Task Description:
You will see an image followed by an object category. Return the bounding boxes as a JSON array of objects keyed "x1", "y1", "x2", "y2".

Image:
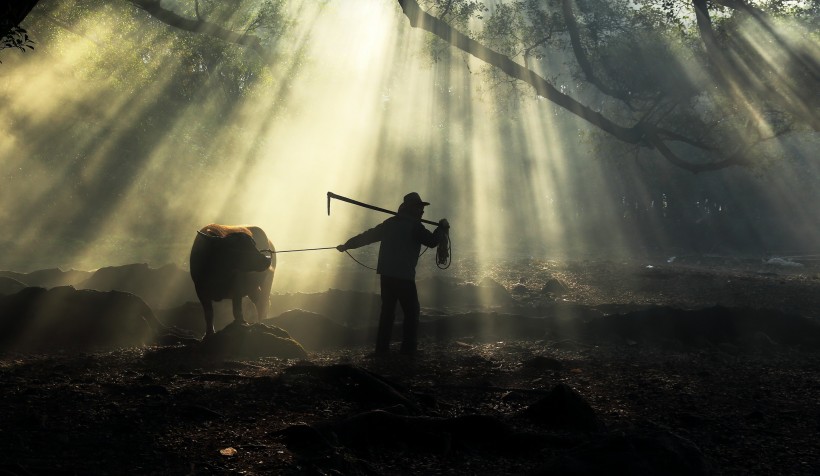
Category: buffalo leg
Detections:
[
  {"x1": 232, "y1": 294, "x2": 247, "y2": 324},
  {"x1": 195, "y1": 286, "x2": 216, "y2": 336},
  {"x1": 201, "y1": 299, "x2": 215, "y2": 336},
  {"x1": 250, "y1": 269, "x2": 273, "y2": 323},
  {"x1": 251, "y1": 288, "x2": 270, "y2": 323},
  {"x1": 251, "y1": 294, "x2": 270, "y2": 323}
]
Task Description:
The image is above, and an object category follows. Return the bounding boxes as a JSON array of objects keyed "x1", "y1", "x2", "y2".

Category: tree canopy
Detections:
[
  {"x1": 397, "y1": 0, "x2": 818, "y2": 172},
  {"x1": 5, "y1": 0, "x2": 818, "y2": 172}
]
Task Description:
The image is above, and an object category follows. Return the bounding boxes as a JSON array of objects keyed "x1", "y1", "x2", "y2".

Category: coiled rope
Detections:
[{"x1": 435, "y1": 228, "x2": 452, "y2": 269}]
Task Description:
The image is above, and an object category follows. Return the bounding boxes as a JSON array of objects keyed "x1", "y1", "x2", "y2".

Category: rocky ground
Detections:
[{"x1": 1, "y1": 257, "x2": 819, "y2": 475}]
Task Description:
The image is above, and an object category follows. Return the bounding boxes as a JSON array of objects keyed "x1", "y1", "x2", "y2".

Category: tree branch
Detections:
[
  {"x1": 692, "y1": 0, "x2": 737, "y2": 86},
  {"x1": 647, "y1": 132, "x2": 746, "y2": 173},
  {"x1": 691, "y1": 0, "x2": 819, "y2": 131},
  {"x1": 129, "y1": 0, "x2": 265, "y2": 56},
  {"x1": 560, "y1": 0, "x2": 632, "y2": 105},
  {"x1": 397, "y1": 0, "x2": 646, "y2": 144},
  {"x1": 727, "y1": 0, "x2": 820, "y2": 80},
  {"x1": 396, "y1": 0, "x2": 739, "y2": 172}
]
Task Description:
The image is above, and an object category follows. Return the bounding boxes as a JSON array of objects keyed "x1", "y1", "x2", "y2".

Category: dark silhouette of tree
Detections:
[{"x1": 1, "y1": 2, "x2": 39, "y2": 57}]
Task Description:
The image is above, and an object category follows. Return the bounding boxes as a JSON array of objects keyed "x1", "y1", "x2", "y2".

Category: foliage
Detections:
[
  {"x1": 0, "y1": 26, "x2": 35, "y2": 61},
  {"x1": 8, "y1": 0, "x2": 817, "y2": 174},
  {"x1": 22, "y1": 0, "x2": 294, "y2": 102},
  {"x1": 412, "y1": 0, "x2": 818, "y2": 171},
  {"x1": 165, "y1": 0, "x2": 293, "y2": 46}
]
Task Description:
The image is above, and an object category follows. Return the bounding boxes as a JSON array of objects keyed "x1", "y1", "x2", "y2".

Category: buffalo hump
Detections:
[{"x1": 199, "y1": 224, "x2": 255, "y2": 240}]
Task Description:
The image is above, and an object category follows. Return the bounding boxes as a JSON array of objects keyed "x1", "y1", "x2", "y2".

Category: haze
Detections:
[{"x1": 1, "y1": 0, "x2": 817, "y2": 293}]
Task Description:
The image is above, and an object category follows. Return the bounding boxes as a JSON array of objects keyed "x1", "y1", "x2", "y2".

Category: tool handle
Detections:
[{"x1": 327, "y1": 192, "x2": 440, "y2": 226}]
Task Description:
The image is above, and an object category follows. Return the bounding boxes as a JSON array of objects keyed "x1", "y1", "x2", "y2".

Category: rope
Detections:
[
  {"x1": 259, "y1": 246, "x2": 376, "y2": 269},
  {"x1": 436, "y1": 228, "x2": 452, "y2": 269},
  {"x1": 259, "y1": 227, "x2": 452, "y2": 270},
  {"x1": 259, "y1": 247, "x2": 336, "y2": 254},
  {"x1": 417, "y1": 228, "x2": 452, "y2": 269},
  {"x1": 345, "y1": 250, "x2": 377, "y2": 270}
]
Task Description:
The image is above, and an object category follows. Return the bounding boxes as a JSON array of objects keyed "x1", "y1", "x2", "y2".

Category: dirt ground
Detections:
[{"x1": 1, "y1": 258, "x2": 819, "y2": 475}]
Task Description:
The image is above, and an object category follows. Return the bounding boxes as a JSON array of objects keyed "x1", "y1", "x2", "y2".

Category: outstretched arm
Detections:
[{"x1": 337, "y1": 224, "x2": 384, "y2": 251}]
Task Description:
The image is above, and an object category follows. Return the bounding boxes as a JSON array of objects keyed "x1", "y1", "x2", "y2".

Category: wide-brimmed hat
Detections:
[{"x1": 403, "y1": 192, "x2": 430, "y2": 206}]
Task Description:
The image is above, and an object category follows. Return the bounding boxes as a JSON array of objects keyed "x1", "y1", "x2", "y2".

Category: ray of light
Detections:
[{"x1": 0, "y1": 0, "x2": 816, "y2": 301}]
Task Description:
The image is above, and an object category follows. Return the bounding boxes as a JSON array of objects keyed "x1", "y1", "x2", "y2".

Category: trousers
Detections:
[{"x1": 376, "y1": 275, "x2": 420, "y2": 354}]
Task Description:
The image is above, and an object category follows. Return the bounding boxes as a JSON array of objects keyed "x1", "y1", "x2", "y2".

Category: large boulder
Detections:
[
  {"x1": 268, "y1": 289, "x2": 381, "y2": 328},
  {"x1": 0, "y1": 286, "x2": 176, "y2": 352},
  {"x1": 199, "y1": 322, "x2": 307, "y2": 359},
  {"x1": 78, "y1": 263, "x2": 196, "y2": 309},
  {"x1": 0, "y1": 268, "x2": 92, "y2": 288},
  {"x1": 0, "y1": 276, "x2": 26, "y2": 296},
  {"x1": 417, "y1": 275, "x2": 516, "y2": 310},
  {"x1": 522, "y1": 383, "x2": 605, "y2": 432}
]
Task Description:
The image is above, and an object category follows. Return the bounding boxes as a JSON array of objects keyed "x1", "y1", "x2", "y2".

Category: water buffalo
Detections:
[{"x1": 190, "y1": 224, "x2": 275, "y2": 336}]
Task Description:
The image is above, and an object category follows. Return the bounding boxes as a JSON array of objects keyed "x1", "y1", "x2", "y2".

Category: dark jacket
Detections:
[{"x1": 343, "y1": 213, "x2": 445, "y2": 280}]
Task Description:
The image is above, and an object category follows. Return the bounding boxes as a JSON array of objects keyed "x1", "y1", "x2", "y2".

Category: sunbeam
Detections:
[
  {"x1": 1, "y1": 0, "x2": 817, "y2": 286},
  {"x1": 0, "y1": 3, "x2": 819, "y2": 474}
]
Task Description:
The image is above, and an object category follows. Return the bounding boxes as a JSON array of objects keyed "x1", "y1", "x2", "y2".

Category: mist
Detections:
[
  {"x1": 1, "y1": 0, "x2": 817, "y2": 287},
  {"x1": 2, "y1": 3, "x2": 820, "y2": 474}
]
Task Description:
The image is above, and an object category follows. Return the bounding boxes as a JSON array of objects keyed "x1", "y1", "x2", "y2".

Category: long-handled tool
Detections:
[
  {"x1": 327, "y1": 191, "x2": 451, "y2": 268},
  {"x1": 327, "y1": 191, "x2": 440, "y2": 226}
]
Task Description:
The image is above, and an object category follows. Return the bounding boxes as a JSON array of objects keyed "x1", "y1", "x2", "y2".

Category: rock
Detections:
[
  {"x1": 522, "y1": 383, "x2": 604, "y2": 432},
  {"x1": 268, "y1": 289, "x2": 381, "y2": 328},
  {"x1": 521, "y1": 355, "x2": 563, "y2": 371},
  {"x1": 541, "y1": 278, "x2": 569, "y2": 296},
  {"x1": 417, "y1": 275, "x2": 516, "y2": 310},
  {"x1": 477, "y1": 276, "x2": 506, "y2": 290},
  {"x1": 0, "y1": 276, "x2": 26, "y2": 295},
  {"x1": 199, "y1": 322, "x2": 307, "y2": 359},
  {"x1": 749, "y1": 331, "x2": 776, "y2": 347},
  {"x1": 275, "y1": 423, "x2": 334, "y2": 456},
  {"x1": 281, "y1": 364, "x2": 417, "y2": 410},
  {"x1": 512, "y1": 283, "x2": 529, "y2": 294},
  {"x1": 300, "y1": 410, "x2": 517, "y2": 455},
  {"x1": 0, "y1": 286, "x2": 168, "y2": 352},
  {"x1": 78, "y1": 263, "x2": 196, "y2": 309},
  {"x1": 0, "y1": 268, "x2": 93, "y2": 288},
  {"x1": 535, "y1": 430, "x2": 713, "y2": 475},
  {"x1": 178, "y1": 404, "x2": 224, "y2": 422}
]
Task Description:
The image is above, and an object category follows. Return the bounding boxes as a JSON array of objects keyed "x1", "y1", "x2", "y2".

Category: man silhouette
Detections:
[{"x1": 337, "y1": 192, "x2": 449, "y2": 355}]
